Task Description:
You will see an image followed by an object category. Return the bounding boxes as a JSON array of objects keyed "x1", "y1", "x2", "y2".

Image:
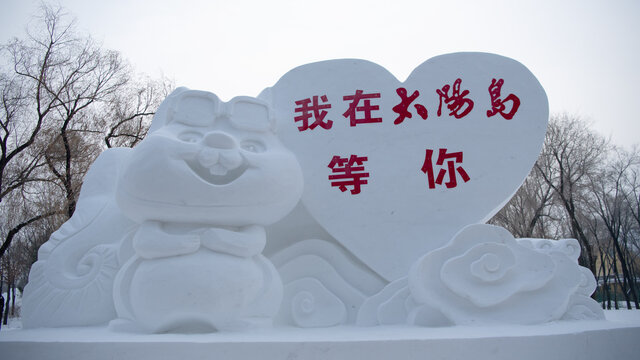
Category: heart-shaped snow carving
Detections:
[{"x1": 262, "y1": 53, "x2": 548, "y2": 281}]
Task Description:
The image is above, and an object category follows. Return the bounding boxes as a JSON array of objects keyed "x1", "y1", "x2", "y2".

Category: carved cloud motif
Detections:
[{"x1": 409, "y1": 224, "x2": 585, "y2": 325}]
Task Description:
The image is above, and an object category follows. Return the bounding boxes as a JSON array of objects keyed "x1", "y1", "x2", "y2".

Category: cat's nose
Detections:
[{"x1": 203, "y1": 132, "x2": 236, "y2": 150}]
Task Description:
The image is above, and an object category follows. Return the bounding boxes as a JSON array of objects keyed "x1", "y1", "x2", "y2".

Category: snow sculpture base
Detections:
[{"x1": 2, "y1": 312, "x2": 639, "y2": 360}]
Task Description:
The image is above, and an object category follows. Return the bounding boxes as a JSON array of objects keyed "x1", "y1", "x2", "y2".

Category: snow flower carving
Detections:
[
  {"x1": 518, "y1": 238, "x2": 605, "y2": 321},
  {"x1": 409, "y1": 224, "x2": 584, "y2": 325}
]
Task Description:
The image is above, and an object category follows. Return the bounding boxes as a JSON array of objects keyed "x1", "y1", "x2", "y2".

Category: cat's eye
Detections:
[
  {"x1": 178, "y1": 131, "x2": 203, "y2": 143},
  {"x1": 241, "y1": 140, "x2": 265, "y2": 153}
]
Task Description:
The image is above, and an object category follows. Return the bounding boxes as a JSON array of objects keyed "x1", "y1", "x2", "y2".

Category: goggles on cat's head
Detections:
[{"x1": 168, "y1": 90, "x2": 275, "y2": 132}]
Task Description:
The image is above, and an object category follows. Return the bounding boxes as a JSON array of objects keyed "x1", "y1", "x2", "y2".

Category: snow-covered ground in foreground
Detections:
[
  {"x1": 2, "y1": 287, "x2": 639, "y2": 337},
  {"x1": 1, "y1": 310, "x2": 639, "y2": 360},
  {"x1": 1, "y1": 317, "x2": 22, "y2": 330},
  {"x1": 0, "y1": 310, "x2": 639, "y2": 340},
  {"x1": 0, "y1": 291, "x2": 21, "y2": 331}
]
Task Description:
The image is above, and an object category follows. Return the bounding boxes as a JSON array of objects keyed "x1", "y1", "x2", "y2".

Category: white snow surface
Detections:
[
  {"x1": 1, "y1": 311, "x2": 639, "y2": 360},
  {"x1": 1, "y1": 310, "x2": 638, "y2": 341}
]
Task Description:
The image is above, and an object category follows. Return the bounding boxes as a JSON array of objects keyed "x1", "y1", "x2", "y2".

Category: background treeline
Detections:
[
  {"x1": 489, "y1": 115, "x2": 640, "y2": 310},
  {"x1": 1, "y1": 4, "x2": 638, "y2": 328},
  {"x1": 0, "y1": 5, "x2": 173, "y2": 327}
]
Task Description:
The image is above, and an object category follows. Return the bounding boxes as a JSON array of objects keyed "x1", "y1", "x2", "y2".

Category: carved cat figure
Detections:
[{"x1": 112, "y1": 88, "x2": 303, "y2": 332}]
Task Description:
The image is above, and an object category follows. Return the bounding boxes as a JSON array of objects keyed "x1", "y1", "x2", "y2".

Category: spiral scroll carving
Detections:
[{"x1": 21, "y1": 149, "x2": 135, "y2": 328}]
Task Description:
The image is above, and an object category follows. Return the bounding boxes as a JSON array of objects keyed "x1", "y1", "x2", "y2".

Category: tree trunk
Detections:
[
  {"x1": 10, "y1": 283, "x2": 15, "y2": 316},
  {"x1": 623, "y1": 244, "x2": 640, "y2": 309},
  {"x1": 2, "y1": 287, "x2": 9, "y2": 325},
  {"x1": 0, "y1": 276, "x2": 3, "y2": 330},
  {"x1": 0, "y1": 211, "x2": 57, "y2": 259},
  {"x1": 611, "y1": 251, "x2": 621, "y2": 309},
  {"x1": 599, "y1": 251, "x2": 611, "y2": 309},
  {"x1": 612, "y1": 237, "x2": 636, "y2": 309}
]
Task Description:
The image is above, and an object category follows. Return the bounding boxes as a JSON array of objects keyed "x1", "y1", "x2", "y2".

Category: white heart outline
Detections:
[{"x1": 262, "y1": 53, "x2": 548, "y2": 281}]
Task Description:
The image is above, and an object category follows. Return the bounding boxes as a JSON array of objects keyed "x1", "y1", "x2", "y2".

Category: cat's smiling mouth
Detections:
[{"x1": 185, "y1": 159, "x2": 249, "y2": 185}]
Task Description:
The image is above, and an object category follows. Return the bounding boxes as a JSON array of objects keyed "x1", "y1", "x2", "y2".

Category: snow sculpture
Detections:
[
  {"x1": 112, "y1": 88, "x2": 303, "y2": 332},
  {"x1": 22, "y1": 148, "x2": 135, "y2": 328},
  {"x1": 409, "y1": 224, "x2": 585, "y2": 325},
  {"x1": 355, "y1": 224, "x2": 604, "y2": 326},
  {"x1": 21, "y1": 54, "x2": 604, "y2": 332}
]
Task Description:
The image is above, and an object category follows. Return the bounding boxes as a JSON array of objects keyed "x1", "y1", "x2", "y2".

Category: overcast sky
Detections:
[{"x1": 2, "y1": 0, "x2": 638, "y2": 148}]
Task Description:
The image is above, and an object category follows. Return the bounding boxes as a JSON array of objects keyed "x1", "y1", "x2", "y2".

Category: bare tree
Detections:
[
  {"x1": 492, "y1": 114, "x2": 640, "y2": 307},
  {"x1": 102, "y1": 75, "x2": 173, "y2": 148},
  {"x1": 623, "y1": 149, "x2": 640, "y2": 248},
  {"x1": 588, "y1": 149, "x2": 640, "y2": 308},
  {"x1": 534, "y1": 114, "x2": 610, "y2": 274},
  {"x1": 10, "y1": 5, "x2": 130, "y2": 218},
  {"x1": 490, "y1": 163, "x2": 556, "y2": 238},
  {"x1": 0, "y1": 4, "x2": 171, "y2": 262}
]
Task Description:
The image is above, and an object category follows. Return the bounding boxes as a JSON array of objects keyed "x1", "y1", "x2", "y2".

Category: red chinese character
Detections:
[
  {"x1": 421, "y1": 148, "x2": 470, "y2": 189},
  {"x1": 342, "y1": 90, "x2": 382, "y2": 126},
  {"x1": 294, "y1": 95, "x2": 333, "y2": 131},
  {"x1": 486, "y1": 78, "x2": 520, "y2": 120},
  {"x1": 436, "y1": 78, "x2": 474, "y2": 119},
  {"x1": 392, "y1": 87, "x2": 428, "y2": 125},
  {"x1": 328, "y1": 155, "x2": 369, "y2": 195}
]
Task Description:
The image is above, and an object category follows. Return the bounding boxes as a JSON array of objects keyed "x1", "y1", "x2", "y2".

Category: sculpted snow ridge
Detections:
[
  {"x1": 272, "y1": 239, "x2": 386, "y2": 327},
  {"x1": 21, "y1": 148, "x2": 135, "y2": 328}
]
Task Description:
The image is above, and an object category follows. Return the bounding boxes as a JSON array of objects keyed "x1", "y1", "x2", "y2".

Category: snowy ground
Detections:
[
  {"x1": 1, "y1": 317, "x2": 22, "y2": 330},
  {"x1": 2, "y1": 288, "x2": 640, "y2": 359},
  {"x1": 0, "y1": 309, "x2": 639, "y2": 339},
  {"x1": 0, "y1": 291, "x2": 21, "y2": 331},
  {"x1": 1, "y1": 309, "x2": 639, "y2": 360},
  {"x1": 1, "y1": 292, "x2": 639, "y2": 335},
  {"x1": 2, "y1": 286, "x2": 639, "y2": 335}
]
